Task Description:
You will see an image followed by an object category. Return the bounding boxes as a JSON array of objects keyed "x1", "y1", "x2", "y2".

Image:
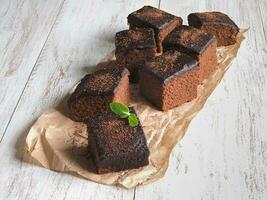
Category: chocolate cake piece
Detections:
[
  {"x1": 163, "y1": 25, "x2": 217, "y2": 82},
  {"x1": 139, "y1": 50, "x2": 199, "y2": 111},
  {"x1": 188, "y1": 12, "x2": 239, "y2": 46},
  {"x1": 87, "y1": 109, "x2": 149, "y2": 173},
  {"x1": 68, "y1": 67, "x2": 129, "y2": 122},
  {"x1": 127, "y1": 6, "x2": 183, "y2": 54},
  {"x1": 115, "y1": 28, "x2": 157, "y2": 83}
]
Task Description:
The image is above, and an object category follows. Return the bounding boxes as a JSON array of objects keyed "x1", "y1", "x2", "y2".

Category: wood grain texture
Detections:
[
  {"x1": 0, "y1": 0, "x2": 266, "y2": 199},
  {"x1": 0, "y1": 0, "x2": 65, "y2": 141},
  {"x1": 134, "y1": 0, "x2": 267, "y2": 200},
  {"x1": 0, "y1": 0, "x2": 158, "y2": 200}
]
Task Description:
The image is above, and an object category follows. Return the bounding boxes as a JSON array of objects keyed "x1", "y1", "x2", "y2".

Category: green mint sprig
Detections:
[{"x1": 109, "y1": 102, "x2": 139, "y2": 127}]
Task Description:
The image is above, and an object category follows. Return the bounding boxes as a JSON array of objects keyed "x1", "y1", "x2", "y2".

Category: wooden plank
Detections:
[
  {"x1": 0, "y1": 0, "x2": 159, "y2": 199},
  {"x1": 134, "y1": 0, "x2": 267, "y2": 199},
  {"x1": 0, "y1": 0, "x2": 65, "y2": 140},
  {"x1": 257, "y1": 0, "x2": 267, "y2": 68}
]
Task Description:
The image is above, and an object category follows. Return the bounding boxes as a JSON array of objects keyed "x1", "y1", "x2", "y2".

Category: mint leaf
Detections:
[
  {"x1": 109, "y1": 102, "x2": 130, "y2": 118},
  {"x1": 128, "y1": 114, "x2": 138, "y2": 127},
  {"x1": 110, "y1": 102, "x2": 139, "y2": 127}
]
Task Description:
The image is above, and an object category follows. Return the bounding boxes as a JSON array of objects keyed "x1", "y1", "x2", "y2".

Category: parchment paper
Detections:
[{"x1": 25, "y1": 29, "x2": 246, "y2": 189}]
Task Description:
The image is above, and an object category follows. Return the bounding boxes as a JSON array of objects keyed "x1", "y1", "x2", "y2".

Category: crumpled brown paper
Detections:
[{"x1": 25, "y1": 29, "x2": 246, "y2": 189}]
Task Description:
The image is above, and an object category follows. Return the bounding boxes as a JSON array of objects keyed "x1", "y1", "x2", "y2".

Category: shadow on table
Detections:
[
  {"x1": 16, "y1": 119, "x2": 98, "y2": 176},
  {"x1": 15, "y1": 58, "x2": 132, "y2": 179}
]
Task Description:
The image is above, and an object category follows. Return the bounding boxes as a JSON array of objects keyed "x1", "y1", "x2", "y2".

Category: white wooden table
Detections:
[{"x1": 0, "y1": 0, "x2": 266, "y2": 199}]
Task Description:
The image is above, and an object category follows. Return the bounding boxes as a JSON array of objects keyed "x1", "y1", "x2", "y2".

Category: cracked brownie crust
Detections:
[
  {"x1": 87, "y1": 109, "x2": 150, "y2": 173},
  {"x1": 68, "y1": 67, "x2": 129, "y2": 122}
]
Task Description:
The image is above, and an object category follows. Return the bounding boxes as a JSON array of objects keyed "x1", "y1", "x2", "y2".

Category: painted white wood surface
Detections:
[
  {"x1": 0, "y1": 0, "x2": 266, "y2": 200},
  {"x1": 0, "y1": 0, "x2": 158, "y2": 200},
  {"x1": 0, "y1": 0, "x2": 65, "y2": 140},
  {"x1": 134, "y1": 1, "x2": 267, "y2": 200}
]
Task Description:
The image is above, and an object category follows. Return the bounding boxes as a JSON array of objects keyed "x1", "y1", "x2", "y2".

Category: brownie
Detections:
[
  {"x1": 139, "y1": 50, "x2": 199, "y2": 111},
  {"x1": 127, "y1": 6, "x2": 183, "y2": 54},
  {"x1": 163, "y1": 25, "x2": 217, "y2": 82},
  {"x1": 115, "y1": 28, "x2": 157, "y2": 83},
  {"x1": 188, "y1": 12, "x2": 239, "y2": 46},
  {"x1": 68, "y1": 67, "x2": 130, "y2": 122},
  {"x1": 87, "y1": 109, "x2": 149, "y2": 173}
]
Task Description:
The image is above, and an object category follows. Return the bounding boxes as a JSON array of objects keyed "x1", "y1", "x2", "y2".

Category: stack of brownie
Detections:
[
  {"x1": 68, "y1": 6, "x2": 239, "y2": 174},
  {"x1": 68, "y1": 66, "x2": 150, "y2": 173}
]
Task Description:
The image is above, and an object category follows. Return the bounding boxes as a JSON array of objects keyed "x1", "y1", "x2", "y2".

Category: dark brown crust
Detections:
[
  {"x1": 115, "y1": 28, "x2": 156, "y2": 53},
  {"x1": 188, "y1": 12, "x2": 239, "y2": 29},
  {"x1": 72, "y1": 67, "x2": 129, "y2": 96},
  {"x1": 127, "y1": 6, "x2": 183, "y2": 53},
  {"x1": 142, "y1": 50, "x2": 198, "y2": 82},
  {"x1": 188, "y1": 12, "x2": 239, "y2": 46},
  {"x1": 163, "y1": 25, "x2": 216, "y2": 55},
  {"x1": 139, "y1": 51, "x2": 199, "y2": 111},
  {"x1": 116, "y1": 49, "x2": 157, "y2": 83},
  {"x1": 115, "y1": 29, "x2": 157, "y2": 83},
  {"x1": 68, "y1": 67, "x2": 129, "y2": 122},
  {"x1": 162, "y1": 25, "x2": 217, "y2": 83},
  {"x1": 127, "y1": 6, "x2": 182, "y2": 30},
  {"x1": 87, "y1": 109, "x2": 150, "y2": 173}
]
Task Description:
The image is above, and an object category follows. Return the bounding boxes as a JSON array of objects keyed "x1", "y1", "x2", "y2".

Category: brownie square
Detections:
[
  {"x1": 163, "y1": 25, "x2": 217, "y2": 82},
  {"x1": 87, "y1": 109, "x2": 150, "y2": 173},
  {"x1": 115, "y1": 28, "x2": 157, "y2": 83},
  {"x1": 139, "y1": 50, "x2": 199, "y2": 111},
  {"x1": 127, "y1": 6, "x2": 183, "y2": 54},
  {"x1": 188, "y1": 12, "x2": 239, "y2": 46},
  {"x1": 68, "y1": 67, "x2": 129, "y2": 122}
]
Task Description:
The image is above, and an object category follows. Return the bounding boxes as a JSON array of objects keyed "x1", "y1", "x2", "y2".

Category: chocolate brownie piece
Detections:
[
  {"x1": 87, "y1": 109, "x2": 149, "y2": 173},
  {"x1": 115, "y1": 28, "x2": 157, "y2": 83},
  {"x1": 139, "y1": 50, "x2": 198, "y2": 111},
  {"x1": 68, "y1": 67, "x2": 129, "y2": 122},
  {"x1": 127, "y1": 6, "x2": 183, "y2": 54},
  {"x1": 163, "y1": 25, "x2": 217, "y2": 82},
  {"x1": 188, "y1": 12, "x2": 239, "y2": 46}
]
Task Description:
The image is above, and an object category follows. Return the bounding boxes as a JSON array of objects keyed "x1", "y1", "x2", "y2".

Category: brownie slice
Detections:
[
  {"x1": 127, "y1": 6, "x2": 183, "y2": 54},
  {"x1": 163, "y1": 25, "x2": 217, "y2": 82},
  {"x1": 188, "y1": 12, "x2": 239, "y2": 46},
  {"x1": 68, "y1": 67, "x2": 129, "y2": 122},
  {"x1": 139, "y1": 50, "x2": 199, "y2": 111},
  {"x1": 115, "y1": 28, "x2": 157, "y2": 83},
  {"x1": 87, "y1": 109, "x2": 149, "y2": 173}
]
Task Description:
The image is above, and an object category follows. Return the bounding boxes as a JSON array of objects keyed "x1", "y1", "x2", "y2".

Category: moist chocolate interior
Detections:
[
  {"x1": 163, "y1": 25, "x2": 216, "y2": 55},
  {"x1": 197, "y1": 39, "x2": 217, "y2": 81},
  {"x1": 139, "y1": 51, "x2": 199, "y2": 111},
  {"x1": 161, "y1": 66, "x2": 199, "y2": 110}
]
